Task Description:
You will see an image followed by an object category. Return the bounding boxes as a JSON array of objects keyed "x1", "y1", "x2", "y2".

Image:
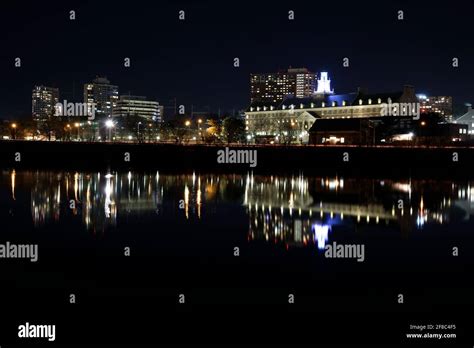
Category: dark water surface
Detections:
[{"x1": 0, "y1": 169, "x2": 473, "y2": 345}]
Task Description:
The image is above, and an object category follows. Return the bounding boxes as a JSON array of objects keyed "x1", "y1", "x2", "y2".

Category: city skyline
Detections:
[
  {"x1": 1, "y1": 0, "x2": 474, "y2": 119},
  {"x1": 2, "y1": 1, "x2": 474, "y2": 346}
]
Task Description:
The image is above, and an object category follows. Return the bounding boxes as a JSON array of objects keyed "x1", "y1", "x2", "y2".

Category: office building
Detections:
[
  {"x1": 84, "y1": 77, "x2": 119, "y2": 119},
  {"x1": 32, "y1": 86, "x2": 59, "y2": 121},
  {"x1": 417, "y1": 95, "x2": 453, "y2": 122},
  {"x1": 113, "y1": 95, "x2": 163, "y2": 122},
  {"x1": 250, "y1": 67, "x2": 317, "y2": 104}
]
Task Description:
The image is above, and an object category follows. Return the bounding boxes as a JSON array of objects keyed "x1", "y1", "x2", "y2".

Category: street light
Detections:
[
  {"x1": 137, "y1": 121, "x2": 142, "y2": 142},
  {"x1": 11, "y1": 123, "x2": 17, "y2": 140},
  {"x1": 185, "y1": 120, "x2": 191, "y2": 127},
  {"x1": 105, "y1": 119, "x2": 114, "y2": 142},
  {"x1": 74, "y1": 123, "x2": 80, "y2": 141}
]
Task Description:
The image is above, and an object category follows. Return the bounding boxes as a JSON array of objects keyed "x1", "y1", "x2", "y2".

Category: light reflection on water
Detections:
[{"x1": 3, "y1": 170, "x2": 474, "y2": 248}]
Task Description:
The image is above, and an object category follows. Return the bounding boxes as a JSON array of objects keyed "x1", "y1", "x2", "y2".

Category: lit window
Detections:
[{"x1": 359, "y1": 99, "x2": 363, "y2": 105}]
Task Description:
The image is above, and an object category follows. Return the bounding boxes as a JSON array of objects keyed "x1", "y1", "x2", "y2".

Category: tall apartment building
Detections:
[
  {"x1": 84, "y1": 77, "x2": 119, "y2": 119},
  {"x1": 417, "y1": 95, "x2": 453, "y2": 122},
  {"x1": 32, "y1": 86, "x2": 59, "y2": 121},
  {"x1": 113, "y1": 95, "x2": 163, "y2": 122},
  {"x1": 250, "y1": 67, "x2": 317, "y2": 104}
]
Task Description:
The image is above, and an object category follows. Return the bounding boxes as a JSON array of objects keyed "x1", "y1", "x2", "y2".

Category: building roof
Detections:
[
  {"x1": 308, "y1": 118, "x2": 370, "y2": 132},
  {"x1": 455, "y1": 107, "x2": 474, "y2": 123},
  {"x1": 248, "y1": 87, "x2": 415, "y2": 112},
  {"x1": 302, "y1": 110, "x2": 322, "y2": 118}
]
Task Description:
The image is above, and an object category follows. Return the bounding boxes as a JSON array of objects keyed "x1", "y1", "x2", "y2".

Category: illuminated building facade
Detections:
[
  {"x1": 113, "y1": 95, "x2": 163, "y2": 122},
  {"x1": 84, "y1": 77, "x2": 119, "y2": 119},
  {"x1": 417, "y1": 94, "x2": 453, "y2": 122},
  {"x1": 245, "y1": 83, "x2": 418, "y2": 144},
  {"x1": 250, "y1": 67, "x2": 317, "y2": 104},
  {"x1": 32, "y1": 85, "x2": 59, "y2": 121}
]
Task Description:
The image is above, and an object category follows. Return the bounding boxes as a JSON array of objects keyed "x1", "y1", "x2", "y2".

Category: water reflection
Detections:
[{"x1": 3, "y1": 170, "x2": 474, "y2": 244}]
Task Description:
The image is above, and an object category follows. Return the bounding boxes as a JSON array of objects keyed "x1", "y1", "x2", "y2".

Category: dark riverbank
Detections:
[{"x1": 1, "y1": 140, "x2": 473, "y2": 178}]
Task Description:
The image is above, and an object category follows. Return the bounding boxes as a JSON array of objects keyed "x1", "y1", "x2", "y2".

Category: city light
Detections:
[
  {"x1": 105, "y1": 120, "x2": 114, "y2": 128},
  {"x1": 11, "y1": 123, "x2": 17, "y2": 129},
  {"x1": 185, "y1": 120, "x2": 191, "y2": 127}
]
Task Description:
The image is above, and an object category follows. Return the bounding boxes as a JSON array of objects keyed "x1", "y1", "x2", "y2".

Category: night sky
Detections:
[{"x1": 1, "y1": 0, "x2": 473, "y2": 119}]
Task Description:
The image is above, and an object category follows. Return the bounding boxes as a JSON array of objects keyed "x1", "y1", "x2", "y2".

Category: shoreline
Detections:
[{"x1": 1, "y1": 140, "x2": 474, "y2": 178}]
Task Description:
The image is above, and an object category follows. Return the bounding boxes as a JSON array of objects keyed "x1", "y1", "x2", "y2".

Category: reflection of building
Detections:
[
  {"x1": 250, "y1": 67, "x2": 317, "y2": 104},
  {"x1": 84, "y1": 77, "x2": 119, "y2": 119},
  {"x1": 32, "y1": 86, "x2": 59, "y2": 121},
  {"x1": 243, "y1": 174, "x2": 474, "y2": 249},
  {"x1": 417, "y1": 94, "x2": 453, "y2": 122},
  {"x1": 113, "y1": 95, "x2": 163, "y2": 122},
  {"x1": 5, "y1": 171, "x2": 472, "y2": 240}
]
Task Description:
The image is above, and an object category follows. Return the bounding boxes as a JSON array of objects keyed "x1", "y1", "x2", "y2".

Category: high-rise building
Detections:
[
  {"x1": 417, "y1": 95, "x2": 453, "y2": 122},
  {"x1": 32, "y1": 86, "x2": 59, "y2": 121},
  {"x1": 84, "y1": 77, "x2": 119, "y2": 119},
  {"x1": 250, "y1": 67, "x2": 317, "y2": 104},
  {"x1": 113, "y1": 95, "x2": 163, "y2": 121}
]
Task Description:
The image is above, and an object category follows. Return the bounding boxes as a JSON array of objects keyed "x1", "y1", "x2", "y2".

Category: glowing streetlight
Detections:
[
  {"x1": 74, "y1": 123, "x2": 81, "y2": 140},
  {"x1": 105, "y1": 119, "x2": 115, "y2": 142},
  {"x1": 11, "y1": 123, "x2": 17, "y2": 140},
  {"x1": 185, "y1": 120, "x2": 191, "y2": 127},
  {"x1": 137, "y1": 122, "x2": 142, "y2": 142}
]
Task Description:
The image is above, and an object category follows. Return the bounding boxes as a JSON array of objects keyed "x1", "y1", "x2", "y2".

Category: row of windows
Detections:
[{"x1": 251, "y1": 97, "x2": 406, "y2": 111}]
